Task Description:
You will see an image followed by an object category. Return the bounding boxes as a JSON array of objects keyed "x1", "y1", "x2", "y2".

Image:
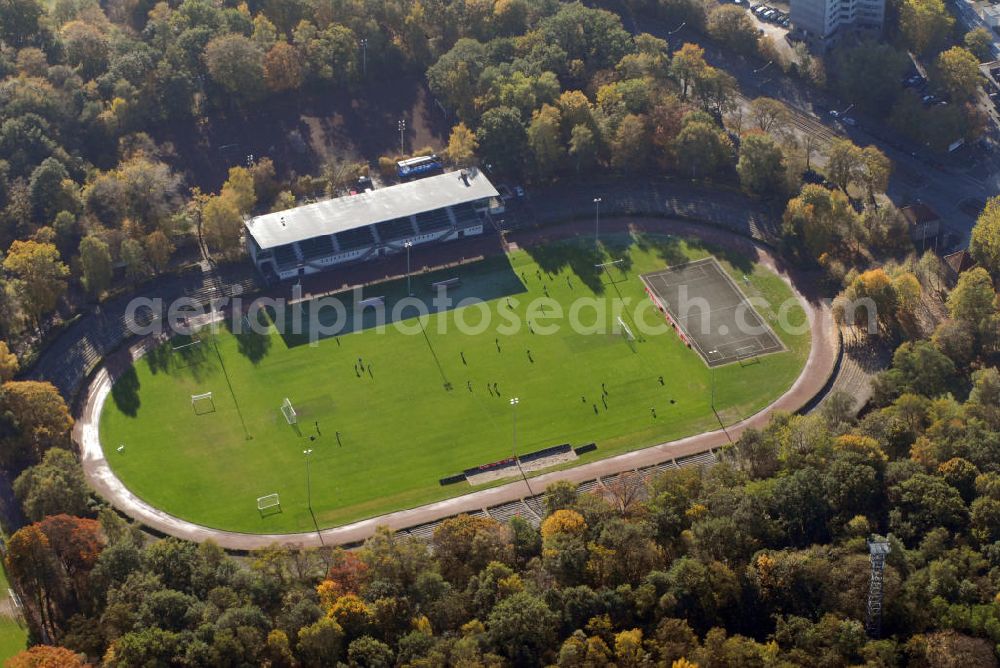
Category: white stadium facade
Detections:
[{"x1": 244, "y1": 169, "x2": 501, "y2": 282}]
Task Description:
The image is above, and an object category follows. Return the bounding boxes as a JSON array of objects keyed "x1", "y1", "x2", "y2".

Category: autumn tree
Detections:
[
  {"x1": 749, "y1": 97, "x2": 792, "y2": 136},
  {"x1": 487, "y1": 591, "x2": 558, "y2": 664},
  {"x1": 964, "y1": 28, "x2": 993, "y2": 62},
  {"x1": 826, "y1": 139, "x2": 863, "y2": 193},
  {"x1": 569, "y1": 124, "x2": 598, "y2": 171},
  {"x1": 945, "y1": 268, "x2": 998, "y2": 351},
  {"x1": 3, "y1": 240, "x2": 69, "y2": 326},
  {"x1": 0, "y1": 340, "x2": 18, "y2": 382},
  {"x1": 0, "y1": 380, "x2": 73, "y2": 466},
  {"x1": 859, "y1": 146, "x2": 892, "y2": 203},
  {"x1": 671, "y1": 43, "x2": 708, "y2": 99},
  {"x1": 298, "y1": 617, "x2": 345, "y2": 665},
  {"x1": 900, "y1": 0, "x2": 954, "y2": 55},
  {"x1": 5, "y1": 524, "x2": 61, "y2": 638},
  {"x1": 527, "y1": 104, "x2": 564, "y2": 178},
  {"x1": 432, "y1": 514, "x2": 513, "y2": 587},
  {"x1": 737, "y1": 132, "x2": 786, "y2": 197},
  {"x1": 611, "y1": 113, "x2": 651, "y2": 171},
  {"x1": 476, "y1": 106, "x2": 527, "y2": 174},
  {"x1": 201, "y1": 194, "x2": 244, "y2": 259},
  {"x1": 934, "y1": 47, "x2": 980, "y2": 101},
  {"x1": 782, "y1": 185, "x2": 859, "y2": 259},
  {"x1": 14, "y1": 448, "x2": 90, "y2": 521},
  {"x1": 844, "y1": 269, "x2": 898, "y2": 330},
  {"x1": 970, "y1": 196, "x2": 1000, "y2": 277},
  {"x1": 673, "y1": 114, "x2": 732, "y2": 178},
  {"x1": 264, "y1": 41, "x2": 304, "y2": 92},
  {"x1": 222, "y1": 166, "x2": 257, "y2": 215},
  {"x1": 204, "y1": 34, "x2": 266, "y2": 102},
  {"x1": 38, "y1": 514, "x2": 105, "y2": 606},
  {"x1": 28, "y1": 158, "x2": 75, "y2": 225},
  {"x1": 78, "y1": 235, "x2": 112, "y2": 297},
  {"x1": 120, "y1": 238, "x2": 148, "y2": 283},
  {"x1": 445, "y1": 123, "x2": 478, "y2": 167},
  {"x1": 5, "y1": 645, "x2": 88, "y2": 668},
  {"x1": 144, "y1": 230, "x2": 173, "y2": 274},
  {"x1": 707, "y1": 5, "x2": 759, "y2": 55}
]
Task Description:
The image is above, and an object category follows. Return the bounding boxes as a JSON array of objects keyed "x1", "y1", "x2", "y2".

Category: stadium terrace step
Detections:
[
  {"x1": 676, "y1": 451, "x2": 718, "y2": 468},
  {"x1": 486, "y1": 502, "x2": 530, "y2": 524},
  {"x1": 407, "y1": 522, "x2": 439, "y2": 540},
  {"x1": 523, "y1": 496, "x2": 545, "y2": 520}
]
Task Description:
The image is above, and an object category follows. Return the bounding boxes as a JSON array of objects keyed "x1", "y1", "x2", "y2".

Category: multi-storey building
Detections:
[{"x1": 790, "y1": 0, "x2": 885, "y2": 49}]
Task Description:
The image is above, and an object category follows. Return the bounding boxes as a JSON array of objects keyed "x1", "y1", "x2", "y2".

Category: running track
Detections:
[{"x1": 74, "y1": 218, "x2": 838, "y2": 550}]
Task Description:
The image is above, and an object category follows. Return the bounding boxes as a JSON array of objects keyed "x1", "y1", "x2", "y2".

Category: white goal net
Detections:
[
  {"x1": 281, "y1": 398, "x2": 297, "y2": 425},
  {"x1": 617, "y1": 316, "x2": 637, "y2": 351},
  {"x1": 257, "y1": 493, "x2": 280, "y2": 513},
  {"x1": 191, "y1": 392, "x2": 215, "y2": 414},
  {"x1": 173, "y1": 338, "x2": 202, "y2": 352}
]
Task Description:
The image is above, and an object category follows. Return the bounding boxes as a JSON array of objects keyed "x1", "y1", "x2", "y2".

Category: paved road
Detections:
[{"x1": 74, "y1": 217, "x2": 838, "y2": 550}]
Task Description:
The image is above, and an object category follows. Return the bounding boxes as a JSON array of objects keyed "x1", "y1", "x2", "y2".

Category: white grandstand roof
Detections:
[{"x1": 245, "y1": 169, "x2": 499, "y2": 250}]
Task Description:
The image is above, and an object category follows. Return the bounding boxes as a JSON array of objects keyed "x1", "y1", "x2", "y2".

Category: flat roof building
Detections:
[{"x1": 245, "y1": 169, "x2": 500, "y2": 282}]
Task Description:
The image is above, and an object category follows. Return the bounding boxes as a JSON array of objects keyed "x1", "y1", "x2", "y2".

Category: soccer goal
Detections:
[
  {"x1": 191, "y1": 392, "x2": 215, "y2": 415},
  {"x1": 173, "y1": 337, "x2": 202, "y2": 352},
  {"x1": 257, "y1": 493, "x2": 281, "y2": 516},
  {"x1": 595, "y1": 259, "x2": 627, "y2": 285},
  {"x1": 617, "y1": 316, "x2": 637, "y2": 352},
  {"x1": 281, "y1": 398, "x2": 297, "y2": 425}
]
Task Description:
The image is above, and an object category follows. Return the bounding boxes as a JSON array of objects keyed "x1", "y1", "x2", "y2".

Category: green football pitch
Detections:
[{"x1": 100, "y1": 233, "x2": 811, "y2": 533}]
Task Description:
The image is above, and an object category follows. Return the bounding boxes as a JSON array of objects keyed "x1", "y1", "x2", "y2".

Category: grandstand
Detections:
[{"x1": 244, "y1": 169, "x2": 500, "y2": 282}]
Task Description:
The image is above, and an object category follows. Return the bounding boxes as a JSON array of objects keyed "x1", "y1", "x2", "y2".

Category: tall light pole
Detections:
[
  {"x1": 593, "y1": 197, "x2": 602, "y2": 247},
  {"x1": 707, "y1": 350, "x2": 718, "y2": 413},
  {"x1": 398, "y1": 118, "x2": 406, "y2": 155},
  {"x1": 360, "y1": 38, "x2": 368, "y2": 76},
  {"x1": 510, "y1": 397, "x2": 533, "y2": 496},
  {"x1": 668, "y1": 21, "x2": 686, "y2": 34},
  {"x1": 706, "y1": 351, "x2": 731, "y2": 442},
  {"x1": 753, "y1": 60, "x2": 773, "y2": 74},
  {"x1": 303, "y1": 449, "x2": 313, "y2": 512},
  {"x1": 404, "y1": 240, "x2": 413, "y2": 296}
]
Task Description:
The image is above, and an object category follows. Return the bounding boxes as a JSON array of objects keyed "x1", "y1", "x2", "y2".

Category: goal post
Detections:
[
  {"x1": 257, "y1": 493, "x2": 281, "y2": 515},
  {"x1": 191, "y1": 392, "x2": 215, "y2": 414},
  {"x1": 173, "y1": 338, "x2": 202, "y2": 352},
  {"x1": 595, "y1": 258, "x2": 626, "y2": 284},
  {"x1": 281, "y1": 398, "x2": 297, "y2": 425},
  {"x1": 617, "y1": 316, "x2": 637, "y2": 352}
]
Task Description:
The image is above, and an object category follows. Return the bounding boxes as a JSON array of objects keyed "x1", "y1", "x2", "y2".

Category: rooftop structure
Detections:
[
  {"x1": 244, "y1": 169, "x2": 500, "y2": 282},
  {"x1": 245, "y1": 169, "x2": 498, "y2": 251},
  {"x1": 900, "y1": 203, "x2": 942, "y2": 243}
]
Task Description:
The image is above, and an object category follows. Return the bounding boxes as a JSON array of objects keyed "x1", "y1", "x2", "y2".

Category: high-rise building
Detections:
[{"x1": 790, "y1": 0, "x2": 885, "y2": 49}]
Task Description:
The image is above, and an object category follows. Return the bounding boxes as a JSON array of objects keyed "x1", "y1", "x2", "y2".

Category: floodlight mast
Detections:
[
  {"x1": 593, "y1": 197, "x2": 602, "y2": 246},
  {"x1": 510, "y1": 397, "x2": 533, "y2": 496}
]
